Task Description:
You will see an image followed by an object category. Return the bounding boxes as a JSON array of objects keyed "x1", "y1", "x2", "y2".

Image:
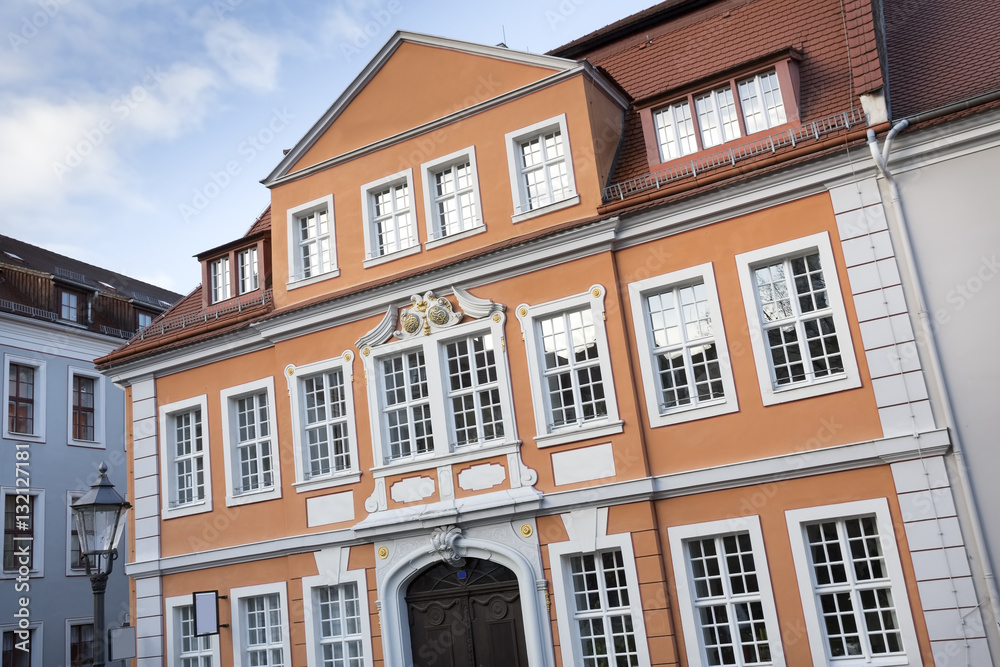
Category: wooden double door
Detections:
[{"x1": 407, "y1": 558, "x2": 530, "y2": 667}]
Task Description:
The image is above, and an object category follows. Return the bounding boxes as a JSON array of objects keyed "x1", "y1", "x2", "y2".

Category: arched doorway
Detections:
[{"x1": 406, "y1": 557, "x2": 530, "y2": 667}]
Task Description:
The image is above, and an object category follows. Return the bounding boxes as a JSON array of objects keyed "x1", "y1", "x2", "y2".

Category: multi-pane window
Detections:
[
  {"x1": 380, "y1": 351, "x2": 433, "y2": 461},
  {"x1": 2, "y1": 629, "x2": 32, "y2": 667},
  {"x1": 68, "y1": 491, "x2": 94, "y2": 572},
  {"x1": 301, "y1": 370, "x2": 351, "y2": 478},
  {"x1": 444, "y1": 334, "x2": 503, "y2": 447},
  {"x1": 371, "y1": 182, "x2": 416, "y2": 256},
  {"x1": 234, "y1": 392, "x2": 274, "y2": 495},
  {"x1": 695, "y1": 86, "x2": 741, "y2": 149},
  {"x1": 432, "y1": 161, "x2": 479, "y2": 237},
  {"x1": 72, "y1": 375, "x2": 96, "y2": 441},
  {"x1": 654, "y1": 101, "x2": 697, "y2": 161},
  {"x1": 3, "y1": 494, "x2": 32, "y2": 571},
  {"x1": 686, "y1": 533, "x2": 773, "y2": 666},
  {"x1": 518, "y1": 130, "x2": 571, "y2": 212},
  {"x1": 243, "y1": 594, "x2": 285, "y2": 667},
  {"x1": 61, "y1": 290, "x2": 81, "y2": 322},
  {"x1": 137, "y1": 312, "x2": 153, "y2": 329},
  {"x1": 238, "y1": 247, "x2": 259, "y2": 294},
  {"x1": 69, "y1": 623, "x2": 95, "y2": 667},
  {"x1": 538, "y1": 309, "x2": 607, "y2": 429},
  {"x1": 804, "y1": 516, "x2": 904, "y2": 661},
  {"x1": 8, "y1": 363, "x2": 35, "y2": 435},
  {"x1": 752, "y1": 252, "x2": 843, "y2": 387},
  {"x1": 569, "y1": 550, "x2": 640, "y2": 667},
  {"x1": 298, "y1": 208, "x2": 333, "y2": 279},
  {"x1": 177, "y1": 605, "x2": 214, "y2": 667},
  {"x1": 210, "y1": 257, "x2": 231, "y2": 303},
  {"x1": 173, "y1": 409, "x2": 206, "y2": 506},
  {"x1": 738, "y1": 70, "x2": 786, "y2": 134},
  {"x1": 316, "y1": 583, "x2": 365, "y2": 667},
  {"x1": 645, "y1": 281, "x2": 724, "y2": 411}
]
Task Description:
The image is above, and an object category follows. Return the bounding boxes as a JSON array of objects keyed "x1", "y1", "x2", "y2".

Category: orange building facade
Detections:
[{"x1": 98, "y1": 2, "x2": 996, "y2": 665}]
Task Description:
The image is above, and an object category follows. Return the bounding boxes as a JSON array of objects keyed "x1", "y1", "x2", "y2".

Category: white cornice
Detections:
[
  {"x1": 123, "y1": 429, "x2": 951, "y2": 578},
  {"x1": 263, "y1": 31, "x2": 590, "y2": 187},
  {"x1": 0, "y1": 313, "x2": 122, "y2": 361}
]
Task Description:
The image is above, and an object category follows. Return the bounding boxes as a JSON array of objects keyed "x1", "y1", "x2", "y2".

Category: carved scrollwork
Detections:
[
  {"x1": 428, "y1": 525, "x2": 464, "y2": 565},
  {"x1": 395, "y1": 291, "x2": 463, "y2": 339}
]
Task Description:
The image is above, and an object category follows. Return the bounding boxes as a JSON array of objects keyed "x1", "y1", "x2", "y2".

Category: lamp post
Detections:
[{"x1": 71, "y1": 462, "x2": 131, "y2": 667}]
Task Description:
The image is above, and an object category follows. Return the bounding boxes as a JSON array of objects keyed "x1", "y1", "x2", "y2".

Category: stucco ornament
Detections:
[
  {"x1": 428, "y1": 525, "x2": 464, "y2": 565},
  {"x1": 395, "y1": 291, "x2": 463, "y2": 338}
]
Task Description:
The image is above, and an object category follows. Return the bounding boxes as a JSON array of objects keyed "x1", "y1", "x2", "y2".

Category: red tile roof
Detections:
[{"x1": 884, "y1": 0, "x2": 1000, "y2": 119}]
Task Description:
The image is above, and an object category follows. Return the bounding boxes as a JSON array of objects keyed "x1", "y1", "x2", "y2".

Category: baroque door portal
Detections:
[{"x1": 407, "y1": 557, "x2": 530, "y2": 667}]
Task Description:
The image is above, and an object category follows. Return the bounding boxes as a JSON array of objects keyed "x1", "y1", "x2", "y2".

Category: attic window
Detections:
[
  {"x1": 99, "y1": 281, "x2": 116, "y2": 291},
  {"x1": 59, "y1": 288, "x2": 85, "y2": 323},
  {"x1": 639, "y1": 57, "x2": 800, "y2": 169},
  {"x1": 4, "y1": 252, "x2": 23, "y2": 262}
]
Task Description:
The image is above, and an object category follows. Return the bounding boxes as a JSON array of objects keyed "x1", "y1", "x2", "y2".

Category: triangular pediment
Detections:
[{"x1": 264, "y1": 32, "x2": 583, "y2": 185}]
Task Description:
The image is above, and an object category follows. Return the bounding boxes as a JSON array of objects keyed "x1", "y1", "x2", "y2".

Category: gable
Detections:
[{"x1": 289, "y1": 39, "x2": 568, "y2": 173}]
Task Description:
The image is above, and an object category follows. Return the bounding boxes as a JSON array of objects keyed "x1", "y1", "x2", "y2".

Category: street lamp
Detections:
[{"x1": 72, "y1": 462, "x2": 131, "y2": 667}]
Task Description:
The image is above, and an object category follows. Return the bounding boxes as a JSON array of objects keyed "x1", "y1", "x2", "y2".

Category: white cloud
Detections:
[{"x1": 204, "y1": 20, "x2": 281, "y2": 92}]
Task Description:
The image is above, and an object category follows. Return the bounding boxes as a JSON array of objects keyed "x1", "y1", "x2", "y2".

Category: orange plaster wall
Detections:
[
  {"x1": 582, "y1": 77, "x2": 626, "y2": 190},
  {"x1": 293, "y1": 42, "x2": 561, "y2": 170},
  {"x1": 653, "y1": 467, "x2": 934, "y2": 666},
  {"x1": 269, "y1": 74, "x2": 604, "y2": 311},
  {"x1": 614, "y1": 192, "x2": 884, "y2": 475}
]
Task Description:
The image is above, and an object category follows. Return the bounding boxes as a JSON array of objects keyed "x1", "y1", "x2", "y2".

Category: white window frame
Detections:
[
  {"x1": 220, "y1": 378, "x2": 281, "y2": 507},
  {"x1": 695, "y1": 85, "x2": 741, "y2": 149},
  {"x1": 735, "y1": 232, "x2": 861, "y2": 405},
  {"x1": 65, "y1": 617, "x2": 94, "y2": 667},
  {"x1": 654, "y1": 100, "x2": 698, "y2": 161},
  {"x1": 361, "y1": 169, "x2": 420, "y2": 267},
  {"x1": 210, "y1": 256, "x2": 231, "y2": 303},
  {"x1": 301, "y1": 550, "x2": 373, "y2": 667},
  {"x1": 738, "y1": 69, "x2": 786, "y2": 134},
  {"x1": 238, "y1": 246, "x2": 260, "y2": 295},
  {"x1": 548, "y1": 508, "x2": 652, "y2": 667},
  {"x1": 1, "y1": 486, "x2": 44, "y2": 579},
  {"x1": 287, "y1": 194, "x2": 339, "y2": 288},
  {"x1": 1, "y1": 622, "x2": 43, "y2": 667},
  {"x1": 420, "y1": 146, "x2": 486, "y2": 249},
  {"x1": 785, "y1": 499, "x2": 921, "y2": 667},
  {"x1": 231, "y1": 582, "x2": 291, "y2": 667},
  {"x1": 66, "y1": 366, "x2": 105, "y2": 448},
  {"x1": 516, "y1": 285, "x2": 622, "y2": 448},
  {"x1": 3, "y1": 354, "x2": 46, "y2": 442},
  {"x1": 628, "y1": 263, "x2": 739, "y2": 427},
  {"x1": 361, "y1": 313, "x2": 517, "y2": 470},
  {"x1": 504, "y1": 113, "x2": 579, "y2": 222},
  {"x1": 668, "y1": 516, "x2": 786, "y2": 667},
  {"x1": 285, "y1": 353, "x2": 362, "y2": 493},
  {"x1": 165, "y1": 594, "x2": 221, "y2": 667},
  {"x1": 158, "y1": 394, "x2": 213, "y2": 519}
]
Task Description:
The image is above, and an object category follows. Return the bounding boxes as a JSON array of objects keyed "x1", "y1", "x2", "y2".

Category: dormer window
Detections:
[
  {"x1": 59, "y1": 289, "x2": 84, "y2": 323},
  {"x1": 639, "y1": 57, "x2": 800, "y2": 170},
  {"x1": 238, "y1": 247, "x2": 259, "y2": 294},
  {"x1": 210, "y1": 257, "x2": 231, "y2": 303}
]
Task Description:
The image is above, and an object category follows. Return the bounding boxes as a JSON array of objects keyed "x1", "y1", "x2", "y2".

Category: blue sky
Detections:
[{"x1": 0, "y1": 0, "x2": 654, "y2": 295}]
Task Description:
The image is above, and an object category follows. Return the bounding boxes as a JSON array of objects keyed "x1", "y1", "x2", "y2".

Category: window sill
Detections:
[
  {"x1": 1, "y1": 569, "x2": 42, "y2": 580},
  {"x1": 363, "y1": 243, "x2": 422, "y2": 268},
  {"x1": 162, "y1": 499, "x2": 212, "y2": 519},
  {"x1": 533, "y1": 420, "x2": 624, "y2": 448},
  {"x1": 371, "y1": 441, "x2": 521, "y2": 478},
  {"x1": 761, "y1": 371, "x2": 861, "y2": 406},
  {"x1": 225, "y1": 486, "x2": 281, "y2": 507},
  {"x1": 511, "y1": 194, "x2": 580, "y2": 223},
  {"x1": 293, "y1": 471, "x2": 362, "y2": 494},
  {"x1": 649, "y1": 397, "x2": 739, "y2": 428},
  {"x1": 68, "y1": 439, "x2": 105, "y2": 449},
  {"x1": 4, "y1": 432, "x2": 44, "y2": 443},
  {"x1": 425, "y1": 224, "x2": 486, "y2": 250},
  {"x1": 286, "y1": 268, "x2": 341, "y2": 291}
]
